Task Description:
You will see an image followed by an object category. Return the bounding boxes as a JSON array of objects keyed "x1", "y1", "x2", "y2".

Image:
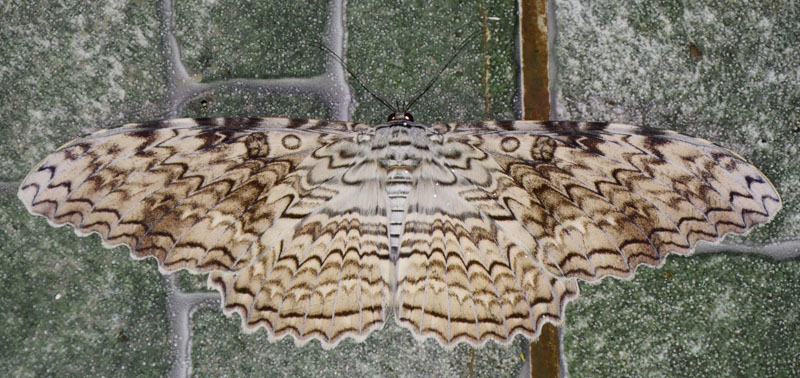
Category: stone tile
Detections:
[
  {"x1": 191, "y1": 308, "x2": 527, "y2": 377},
  {"x1": 346, "y1": 0, "x2": 519, "y2": 125},
  {"x1": 554, "y1": 0, "x2": 800, "y2": 375},
  {"x1": 564, "y1": 254, "x2": 800, "y2": 376},
  {"x1": 553, "y1": 0, "x2": 799, "y2": 242},
  {"x1": 175, "y1": 270, "x2": 213, "y2": 294},
  {"x1": 173, "y1": 0, "x2": 329, "y2": 82},
  {"x1": 0, "y1": 191, "x2": 173, "y2": 376},
  {"x1": 1, "y1": 1, "x2": 173, "y2": 375},
  {"x1": 0, "y1": 1, "x2": 168, "y2": 182},
  {"x1": 179, "y1": 87, "x2": 334, "y2": 120}
]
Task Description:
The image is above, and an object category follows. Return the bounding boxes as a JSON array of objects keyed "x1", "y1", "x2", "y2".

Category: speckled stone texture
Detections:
[
  {"x1": 1, "y1": 1, "x2": 172, "y2": 376},
  {"x1": 554, "y1": 0, "x2": 799, "y2": 376}
]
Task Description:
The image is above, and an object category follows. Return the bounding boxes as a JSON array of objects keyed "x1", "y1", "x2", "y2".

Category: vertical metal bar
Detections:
[
  {"x1": 520, "y1": 0, "x2": 551, "y2": 120},
  {"x1": 519, "y1": 0, "x2": 560, "y2": 377}
]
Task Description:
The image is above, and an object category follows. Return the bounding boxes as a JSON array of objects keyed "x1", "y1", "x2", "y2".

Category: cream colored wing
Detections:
[
  {"x1": 209, "y1": 192, "x2": 393, "y2": 347},
  {"x1": 393, "y1": 139, "x2": 579, "y2": 347},
  {"x1": 394, "y1": 204, "x2": 579, "y2": 346},
  {"x1": 18, "y1": 117, "x2": 393, "y2": 348},
  {"x1": 437, "y1": 120, "x2": 781, "y2": 281},
  {"x1": 393, "y1": 120, "x2": 780, "y2": 348}
]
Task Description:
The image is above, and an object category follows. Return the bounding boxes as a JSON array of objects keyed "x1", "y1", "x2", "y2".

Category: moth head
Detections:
[{"x1": 387, "y1": 112, "x2": 414, "y2": 123}]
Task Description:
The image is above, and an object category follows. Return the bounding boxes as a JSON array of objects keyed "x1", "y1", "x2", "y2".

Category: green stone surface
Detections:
[
  {"x1": 176, "y1": 269, "x2": 212, "y2": 294},
  {"x1": 555, "y1": 0, "x2": 800, "y2": 375},
  {"x1": 1, "y1": 1, "x2": 173, "y2": 376},
  {"x1": 179, "y1": 88, "x2": 333, "y2": 120},
  {"x1": 564, "y1": 254, "x2": 800, "y2": 377},
  {"x1": 191, "y1": 308, "x2": 526, "y2": 377},
  {"x1": 0, "y1": 192, "x2": 173, "y2": 376},
  {"x1": 554, "y1": 0, "x2": 799, "y2": 242},
  {"x1": 347, "y1": 0, "x2": 518, "y2": 125},
  {"x1": 0, "y1": 0, "x2": 168, "y2": 183},
  {"x1": 173, "y1": 0, "x2": 328, "y2": 81}
]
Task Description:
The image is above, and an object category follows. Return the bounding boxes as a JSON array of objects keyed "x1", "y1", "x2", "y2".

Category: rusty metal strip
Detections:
[
  {"x1": 529, "y1": 323, "x2": 560, "y2": 378},
  {"x1": 520, "y1": 0, "x2": 551, "y2": 121},
  {"x1": 520, "y1": 0, "x2": 560, "y2": 377}
]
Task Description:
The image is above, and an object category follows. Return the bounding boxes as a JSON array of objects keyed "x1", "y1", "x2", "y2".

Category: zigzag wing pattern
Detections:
[
  {"x1": 18, "y1": 117, "x2": 394, "y2": 348},
  {"x1": 209, "y1": 139, "x2": 395, "y2": 347},
  {"x1": 391, "y1": 134, "x2": 579, "y2": 346},
  {"x1": 434, "y1": 121, "x2": 782, "y2": 282},
  {"x1": 19, "y1": 117, "x2": 781, "y2": 349},
  {"x1": 394, "y1": 205, "x2": 579, "y2": 346}
]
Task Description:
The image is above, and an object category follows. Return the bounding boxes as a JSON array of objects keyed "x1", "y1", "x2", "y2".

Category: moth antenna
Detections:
[
  {"x1": 318, "y1": 43, "x2": 396, "y2": 113},
  {"x1": 404, "y1": 29, "x2": 482, "y2": 113}
]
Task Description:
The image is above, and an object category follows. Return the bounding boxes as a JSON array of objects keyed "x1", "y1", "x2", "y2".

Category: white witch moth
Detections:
[{"x1": 18, "y1": 112, "x2": 781, "y2": 348}]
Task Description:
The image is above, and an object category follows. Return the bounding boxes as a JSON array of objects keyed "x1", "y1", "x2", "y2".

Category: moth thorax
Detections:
[{"x1": 378, "y1": 154, "x2": 421, "y2": 173}]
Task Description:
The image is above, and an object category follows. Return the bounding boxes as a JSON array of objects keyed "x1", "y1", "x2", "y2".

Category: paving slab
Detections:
[
  {"x1": 554, "y1": 0, "x2": 800, "y2": 375},
  {"x1": 0, "y1": 1, "x2": 168, "y2": 182},
  {"x1": 0, "y1": 191, "x2": 173, "y2": 376}
]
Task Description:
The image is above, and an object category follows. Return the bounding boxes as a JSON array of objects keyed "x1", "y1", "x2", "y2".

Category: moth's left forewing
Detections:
[{"x1": 446, "y1": 120, "x2": 781, "y2": 282}]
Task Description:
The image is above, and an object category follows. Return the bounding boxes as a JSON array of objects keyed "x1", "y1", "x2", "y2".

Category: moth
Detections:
[{"x1": 18, "y1": 111, "x2": 781, "y2": 349}]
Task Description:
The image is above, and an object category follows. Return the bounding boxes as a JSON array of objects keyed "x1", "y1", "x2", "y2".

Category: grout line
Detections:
[
  {"x1": 322, "y1": 0, "x2": 352, "y2": 121},
  {"x1": 157, "y1": 2, "x2": 194, "y2": 376},
  {"x1": 519, "y1": 1, "x2": 560, "y2": 376},
  {"x1": 543, "y1": 1, "x2": 566, "y2": 377},
  {"x1": 165, "y1": 275, "x2": 219, "y2": 378},
  {"x1": 545, "y1": 0, "x2": 559, "y2": 121},
  {"x1": 696, "y1": 239, "x2": 800, "y2": 261},
  {"x1": 158, "y1": 0, "x2": 192, "y2": 118}
]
